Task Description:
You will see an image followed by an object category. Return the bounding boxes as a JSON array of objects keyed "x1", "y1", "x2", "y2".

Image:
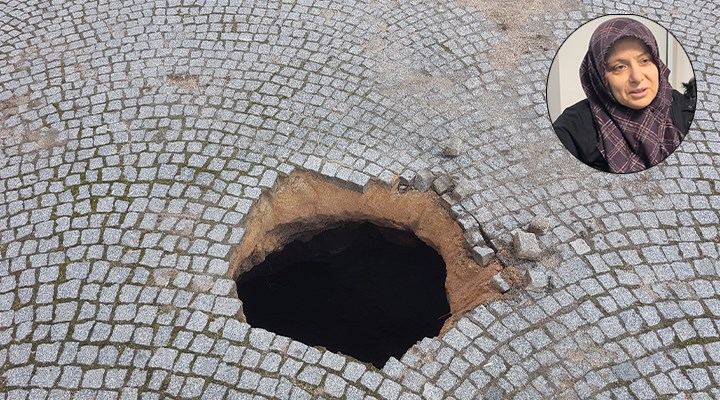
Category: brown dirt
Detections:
[
  {"x1": 230, "y1": 170, "x2": 514, "y2": 332},
  {"x1": 165, "y1": 73, "x2": 199, "y2": 92},
  {"x1": 24, "y1": 128, "x2": 61, "y2": 150}
]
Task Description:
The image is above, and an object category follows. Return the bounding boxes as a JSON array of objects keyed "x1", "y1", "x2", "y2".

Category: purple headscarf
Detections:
[{"x1": 580, "y1": 17, "x2": 683, "y2": 173}]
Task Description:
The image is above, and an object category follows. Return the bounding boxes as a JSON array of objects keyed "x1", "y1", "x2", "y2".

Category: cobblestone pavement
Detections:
[{"x1": 1, "y1": 0, "x2": 719, "y2": 398}]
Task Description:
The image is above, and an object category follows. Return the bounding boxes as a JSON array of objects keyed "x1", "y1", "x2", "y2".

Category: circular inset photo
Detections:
[{"x1": 547, "y1": 15, "x2": 696, "y2": 174}]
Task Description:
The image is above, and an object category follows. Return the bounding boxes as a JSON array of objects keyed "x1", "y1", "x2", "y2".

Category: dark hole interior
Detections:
[{"x1": 236, "y1": 221, "x2": 450, "y2": 368}]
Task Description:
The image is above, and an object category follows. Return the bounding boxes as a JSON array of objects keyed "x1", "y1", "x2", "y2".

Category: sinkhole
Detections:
[
  {"x1": 236, "y1": 221, "x2": 450, "y2": 368},
  {"x1": 231, "y1": 171, "x2": 510, "y2": 368}
]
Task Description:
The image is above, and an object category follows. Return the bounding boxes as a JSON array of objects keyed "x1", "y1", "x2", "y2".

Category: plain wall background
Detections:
[{"x1": 547, "y1": 15, "x2": 695, "y2": 122}]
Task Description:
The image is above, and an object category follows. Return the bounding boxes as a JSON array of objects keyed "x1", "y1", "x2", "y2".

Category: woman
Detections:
[{"x1": 553, "y1": 17, "x2": 695, "y2": 173}]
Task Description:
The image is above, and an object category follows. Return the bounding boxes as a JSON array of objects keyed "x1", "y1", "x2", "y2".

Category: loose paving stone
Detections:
[
  {"x1": 443, "y1": 136, "x2": 462, "y2": 157},
  {"x1": 513, "y1": 230, "x2": 542, "y2": 260},
  {"x1": 412, "y1": 169, "x2": 435, "y2": 192},
  {"x1": 432, "y1": 175, "x2": 456, "y2": 196},
  {"x1": 451, "y1": 179, "x2": 476, "y2": 201},
  {"x1": 526, "y1": 269, "x2": 549, "y2": 292},
  {"x1": 471, "y1": 246, "x2": 495, "y2": 266},
  {"x1": 491, "y1": 274, "x2": 511, "y2": 293}
]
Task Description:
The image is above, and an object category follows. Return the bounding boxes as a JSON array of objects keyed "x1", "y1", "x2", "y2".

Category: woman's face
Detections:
[{"x1": 604, "y1": 37, "x2": 659, "y2": 110}]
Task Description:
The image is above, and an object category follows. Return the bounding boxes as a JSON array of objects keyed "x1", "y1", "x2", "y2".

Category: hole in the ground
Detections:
[
  {"x1": 231, "y1": 170, "x2": 516, "y2": 368},
  {"x1": 236, "y1": 221, "x2": 450, "y2": 368}
]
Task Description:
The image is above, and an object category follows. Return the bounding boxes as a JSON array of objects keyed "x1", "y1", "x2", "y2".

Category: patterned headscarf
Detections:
[{"x1": 580, "y1": 17, "x2": 683, "y2": 173}]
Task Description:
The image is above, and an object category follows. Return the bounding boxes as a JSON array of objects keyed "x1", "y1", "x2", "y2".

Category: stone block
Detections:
[
  {"x1": 513, "y1": 230, "x2": 542, "y2": 260},
  {"x1": 399, "y1": 170, "x2": 416, "y2": 186},
  {"x1": 444, "y1": 135, "x2": 462, "y2": 157},
  {"x1": 432, "y1": 175, "x2": 456, "y2": 196},
  {"x1": 451, "y1": 179, "x2": 475, "y2": 201},
  {"x1": 412, "y1": 169, "x2": 435, "y2": 192},
  {"x1": 525, "y1": 269, "x2": 548, "y2": 292},
  {"x1": 464, "y1": 229, "x2": 485, "y2": 247},
  {"x1": 471, "y1": 246, "x2": 495, "y2": 266},
  {"x1": 348, "y1": 171, "x2": 370, "y2": 193},
  {"x1": 570, "y1": 238, "x2": 591, "y2": 255},
  {"x1": 491, "y1": 274, "x2": 511, "y2": 293}
]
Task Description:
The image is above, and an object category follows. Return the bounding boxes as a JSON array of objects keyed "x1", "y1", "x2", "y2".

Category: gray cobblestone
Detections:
[
  {"x1": 241, "y1": 349, "x2": 261, "y2": 369},
  {"x1": 361, "y1": 371, "x2": 383, "y2": 391},
  {"x1": 31, "y1": 366, "x2": 61, "y2": 387},
  {"x1": 319, "y1": 351, "x2": 346, "y2": 371},
  {"x1": 343, "y1": 361, "x2": 366, "y2": 382},
  {"x1": 249, "y1": 328, "x2": 275, "y2": 351},
  {"x1": 297, "y1": 366, "x2": 325, "y2": 386},
  {"x1": 59, "y1": 366, "x2": 82, "y2": 388},
  {"x1": 378, "y1": 379, "x2": 402, "y2": 400},
  {"x1": 443, "y1": 328, "x2": 471, "y2": 351}
]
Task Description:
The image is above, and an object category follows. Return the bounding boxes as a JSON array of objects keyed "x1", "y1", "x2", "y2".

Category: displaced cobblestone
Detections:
[{"x1": 513, "y1": 230, "x2": 542, "y2": 260}]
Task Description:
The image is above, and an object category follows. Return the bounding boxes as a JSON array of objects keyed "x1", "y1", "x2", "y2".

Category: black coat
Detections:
[{"x1": 553, "y1": 82, "x2": 696, "y2": 172}]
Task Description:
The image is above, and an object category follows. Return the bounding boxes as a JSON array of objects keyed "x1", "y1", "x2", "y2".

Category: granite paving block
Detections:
[{"x1": 513, "y1": 230, "x2": 542, "y2": 260}]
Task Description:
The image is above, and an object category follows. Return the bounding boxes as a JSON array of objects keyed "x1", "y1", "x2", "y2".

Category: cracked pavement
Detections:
[{"x1": 1, "y1": 0, "x2": 719, "y2": 398}]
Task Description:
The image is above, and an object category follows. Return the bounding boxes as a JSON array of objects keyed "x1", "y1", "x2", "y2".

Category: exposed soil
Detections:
[
  {"x1": 165, "y1": 73, "x2": 200, "y2": 92},
  {"x1": 230, "y1": 170, "x2": 512, "y2": 332}
]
